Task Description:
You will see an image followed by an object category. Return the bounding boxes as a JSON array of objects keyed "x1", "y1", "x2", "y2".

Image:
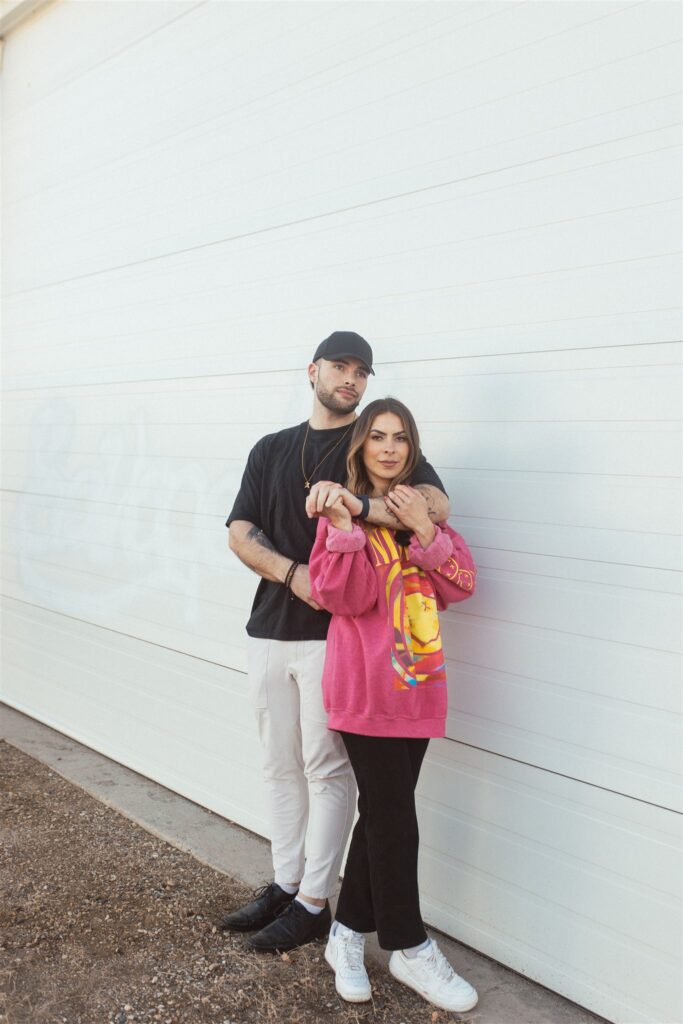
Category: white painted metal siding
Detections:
[{"x1": 1, "y1": 4, "x2": 681, "y2": 1022}]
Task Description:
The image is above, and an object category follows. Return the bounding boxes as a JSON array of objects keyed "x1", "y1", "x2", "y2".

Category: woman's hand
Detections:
[
  {"x1": 306, "y1": 481, "x2": 362, "y2": 519},
  {"x1": 385, "y1": 485, "x2": 436, "y2": 548},
  {"x1": 324, "y1": 496, "x2": 354, "y2": 532}
]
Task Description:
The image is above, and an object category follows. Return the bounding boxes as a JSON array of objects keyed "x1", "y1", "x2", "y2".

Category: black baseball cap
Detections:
[{"x1": 312, "y1": 331, "x2": 374, "y2": 374}]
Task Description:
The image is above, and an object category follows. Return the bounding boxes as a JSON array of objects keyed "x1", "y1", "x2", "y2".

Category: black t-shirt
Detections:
[{"x1": 226, "y1": 420, "x2": 446, "y2": 641}]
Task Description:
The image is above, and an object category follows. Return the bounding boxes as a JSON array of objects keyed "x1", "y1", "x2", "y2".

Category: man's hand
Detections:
[
  {"x1": 289, "y1": 563, "x2": 321, "y2": 610},
  {"x1": 385, "y1": 485, "x2": 436, "y2": 547},
  {"x1": 306, "y1": 481, "x2": 362, "y2": 519}
]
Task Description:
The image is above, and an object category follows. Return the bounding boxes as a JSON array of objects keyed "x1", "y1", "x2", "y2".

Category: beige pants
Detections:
[{"x1": 247, "y1": 637, "x2": 356, "y2": 899}]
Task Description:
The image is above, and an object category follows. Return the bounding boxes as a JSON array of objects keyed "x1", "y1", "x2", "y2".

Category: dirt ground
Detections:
[{"x1": 0, "y1": 741, "x2": 472, "y2": 1024}]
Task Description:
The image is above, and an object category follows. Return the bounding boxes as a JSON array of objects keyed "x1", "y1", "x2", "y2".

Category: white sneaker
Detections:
[
  {"x1": 325, "y1": 922, "x2": 372, "y2": 1003},
  {"x1": 389, "y1": 940, "x2": 478, "y2": 1013}
]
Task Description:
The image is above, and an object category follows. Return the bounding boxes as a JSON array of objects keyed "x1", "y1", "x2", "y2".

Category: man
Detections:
[{"x1": 223, "y1": 331, "x2": 449, "y2": 952}]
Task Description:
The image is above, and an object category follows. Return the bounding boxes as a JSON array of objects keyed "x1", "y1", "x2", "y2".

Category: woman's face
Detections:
[{"x1": 362, "y1": 412, "x2": 411, "y2": 493}]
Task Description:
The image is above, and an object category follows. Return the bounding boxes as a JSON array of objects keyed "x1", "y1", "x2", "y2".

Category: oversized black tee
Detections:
[{"x1": 226, "y1": 420, "x2": 446, "y2": 641}]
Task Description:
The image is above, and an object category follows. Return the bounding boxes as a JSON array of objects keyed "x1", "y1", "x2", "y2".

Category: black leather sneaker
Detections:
[
  {"x1": 219, "y1": 882, "x2": 296, "y2": 933},
  {"x1": 248, "y1": 898, "x2": 331, "y2": 952}
]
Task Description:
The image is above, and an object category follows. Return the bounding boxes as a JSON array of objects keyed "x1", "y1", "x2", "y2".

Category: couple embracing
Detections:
[{"x1": 223, "y1": 332, "x2": 478, "y2": 1014}]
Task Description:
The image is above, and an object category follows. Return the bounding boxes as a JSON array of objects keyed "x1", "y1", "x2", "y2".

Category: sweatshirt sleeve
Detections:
[
  {"x1": 408, "y1": 524, "x2": 477, "y2": 610},
  {"x1": 309, "y1": 519, "x2": 378, "y2": 617}
]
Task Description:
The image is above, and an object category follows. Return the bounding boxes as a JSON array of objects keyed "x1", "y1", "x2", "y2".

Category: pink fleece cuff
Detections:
[
  {"x1": 408, "y1": 525, "x2": 453, "y2": 569},
  {"x1": 326, "y1": 522, "x2": 367, "y2": 552}
]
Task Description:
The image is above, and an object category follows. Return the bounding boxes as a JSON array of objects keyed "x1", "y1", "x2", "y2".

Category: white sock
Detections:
[
  {"x1": 295, "y1": 896, "x2": 324, "y2": 915},
  {"x1": 403, "y1": 938, "x2": 431, "y2": 958},
  {"x1": 276, "y1": 881, "x2": 299, "y2": 895}
]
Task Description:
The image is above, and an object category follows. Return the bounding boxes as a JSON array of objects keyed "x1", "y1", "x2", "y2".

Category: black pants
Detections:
[{"x1": 335, "y1": 732, "x2": 430, "y2": 950}]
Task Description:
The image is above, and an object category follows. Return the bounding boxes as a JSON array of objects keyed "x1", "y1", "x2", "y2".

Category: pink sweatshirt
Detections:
[{"x1": 309, "y1": 519, "x2": 477, "y2": 738}]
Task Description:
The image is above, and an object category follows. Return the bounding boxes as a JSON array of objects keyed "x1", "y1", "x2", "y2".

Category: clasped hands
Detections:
[{"x1": 305, "y1": 480, "x2": 434, "y2": 537}]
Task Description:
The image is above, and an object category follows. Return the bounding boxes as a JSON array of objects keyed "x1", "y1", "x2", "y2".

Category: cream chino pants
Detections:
[{"x1": 247, "y1": 637, "x2": 356, "y2": 900}]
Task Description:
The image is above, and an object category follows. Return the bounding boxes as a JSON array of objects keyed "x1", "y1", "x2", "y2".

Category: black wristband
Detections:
[{"x1": 355, "y1": 494, "x2": 371, "y2": 520}]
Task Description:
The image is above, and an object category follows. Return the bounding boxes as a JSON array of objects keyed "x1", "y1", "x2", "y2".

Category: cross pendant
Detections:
[{"x1": 304, "y1": 481, "x2": 311, "y2": 490}]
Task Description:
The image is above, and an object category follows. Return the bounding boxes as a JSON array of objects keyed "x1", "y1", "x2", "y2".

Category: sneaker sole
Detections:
[
  {"x1": 325, "y1": 946, "x2": 372, "y2": 1003},
  {"x1": 389, "y1": 959, "x2": 478, "y2": 1013}
]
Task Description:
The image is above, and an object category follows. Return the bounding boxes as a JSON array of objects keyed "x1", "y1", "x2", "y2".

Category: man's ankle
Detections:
[
  {"x1": 275, "y1": 881, "x2": 299, "y2": 895},
  {"x1": 297, "y1": 891, "x2": 326, "y2": 908}
]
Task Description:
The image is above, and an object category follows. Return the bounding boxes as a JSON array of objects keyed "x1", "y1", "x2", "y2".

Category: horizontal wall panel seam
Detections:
[
  {"x1": 5, "y1": 2, "x2": 209, "y2": 116},
  {"x1": 4, "y1": 348, "x2": 681, "y2": 389},
  {"x1": 1, "y1": 650, "x2": 251, "y2": 742},
  {"x1": 0, "y1": 682, "x2": 257, "y2": 776},
  {"x1": 4, "y1": 547, "x2": 682, "y2": 617},
  {"x1": 9, "y1": 235, "x2": 681, "y2": 319},
  {"x1": 5, "y1": 355, "x2": 680, "y2": 389},
  {"x1": 3, "y1": 641, "x2": 678, "y2": 816},
  {"x1": 9, "y1": 196, "x2": 680, "y2": 333},
  {"x1": 1, "y1": 594, "x2": 240, "y2": 672},
  {"x1": 1, "y1": 615, "x2": 249, "y2": 699},
  {"x1": 2, "y1": 601, "x2": 680, "y2": 812},
  {"x1": 0, "y1": 574, "x2": 251, "y2": 649},
  {"x1": 3, "y1": 512, "x2": 679, "y2": 573},
  {"x1": 3, "y1": 3, "x2": 513, "y2": 172},
  {"x1": 451, "y1": 707, "x2": 680, "y2": 780},
  {"x1": 3, "y1": 319, "x2": 679, "y2": 368},
  {"x1": 1, "y1": 492, "x2": 680, "y2": 535},
  {"x1": 420, "y1": 843, "x2": 680, "y2": 965},
  {"x1": 446, "y1": 658, "x2": 680, "y2": 714},
  {"x1": 5, "y1": 8, "x2": 672, "y2": 214},
  {"x1": 4, "y1": 521, "x2": 681, "y2": 588},
  {"x1": 416, "y1": 791, "x2": 681, "y2": 876},
  {"x1": 4, "y1": 461, "x2": 680, "y2": 481},
  {"x1": 3, "y1": 595, "x2": 679, "y2": 718},
  {"x1": 442, "y1": 737, "x2": 682, "y2": 815},
  {"x1": 416, "y1": 819, "x2": 679, "y2": 917},
  {"x1": 17, "y1": 93, "x2": 680, "y2": 245},
  {"x1": 1, "y1": 596, "x2": 244, "y2": 674},
  {"x1": 4, "y1": 415, "x2": 682, "y2": 426},
  {"x1": 6, "y1": 128, "x2": 679, "y2": 296}
]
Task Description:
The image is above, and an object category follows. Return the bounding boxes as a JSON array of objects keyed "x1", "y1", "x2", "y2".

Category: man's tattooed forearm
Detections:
[
  {"x1": 417, "y1": 488, "x2": 437, "y2": 521},
  {"x1": 247, "y1": 526, "x2": 276, "y2": 552}
]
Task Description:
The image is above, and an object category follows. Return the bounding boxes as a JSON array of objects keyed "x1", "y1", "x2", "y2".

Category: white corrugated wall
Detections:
[{"x1": 1, "y1": 4, "x2": 681, "y2": 1022}]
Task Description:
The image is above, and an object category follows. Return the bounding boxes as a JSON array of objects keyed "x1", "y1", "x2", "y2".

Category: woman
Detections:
[{"x1": 307, "y1": 397, "x2": 478, "y2": 1013}]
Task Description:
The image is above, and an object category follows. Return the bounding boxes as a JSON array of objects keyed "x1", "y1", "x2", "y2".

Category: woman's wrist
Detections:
[
  {"x1": 328, "y1": 511, "x2": 354, "y2": 533},
  {"x1": 413, "y1": 520, "x2": 437, "y2": 549}
]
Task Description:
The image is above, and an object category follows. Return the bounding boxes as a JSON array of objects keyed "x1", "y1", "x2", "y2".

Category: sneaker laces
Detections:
[
  {"x1": 338, "y1": 931, "x2": 365, "y2": 973},
  {"x1": 426, "y1": 941, "x2": 456, "y2": 984}
]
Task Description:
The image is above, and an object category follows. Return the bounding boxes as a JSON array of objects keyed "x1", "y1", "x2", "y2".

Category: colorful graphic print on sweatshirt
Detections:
[{"x1": 366, "y1": 526, "x2": 447, "y2": 691}]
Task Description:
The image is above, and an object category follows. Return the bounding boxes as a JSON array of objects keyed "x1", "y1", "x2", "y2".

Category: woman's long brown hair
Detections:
[{"x1": 346, "y1": 397, "x2": 422, "y2": 495}]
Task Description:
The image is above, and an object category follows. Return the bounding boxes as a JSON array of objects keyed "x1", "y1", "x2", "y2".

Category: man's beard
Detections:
[{"x1": 315, "y1": 381, "x2": 360, "y2": 415}]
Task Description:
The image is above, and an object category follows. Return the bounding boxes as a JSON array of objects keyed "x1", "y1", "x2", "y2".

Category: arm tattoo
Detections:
[
  {"x1": 417, "y1": 487, "x2": 437, "y2": 521},
  {"x1": 246, "y1": 525, "x2": 276, "y2": 552}
]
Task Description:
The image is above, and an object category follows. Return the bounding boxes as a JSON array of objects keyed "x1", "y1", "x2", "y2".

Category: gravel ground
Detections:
[{"x1": 0, "y1": 741, "x2": 471, "y2": 1024}]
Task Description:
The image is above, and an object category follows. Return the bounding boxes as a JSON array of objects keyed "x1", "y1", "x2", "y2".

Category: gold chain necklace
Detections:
[{"x1": 301, "y1": 421, "x2": 353, "y2": 490}]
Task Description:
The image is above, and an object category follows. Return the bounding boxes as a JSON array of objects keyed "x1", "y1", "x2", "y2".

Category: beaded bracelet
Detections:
[{"x1": 283, "y1": 560, "x2": 299, "y2": 593}]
